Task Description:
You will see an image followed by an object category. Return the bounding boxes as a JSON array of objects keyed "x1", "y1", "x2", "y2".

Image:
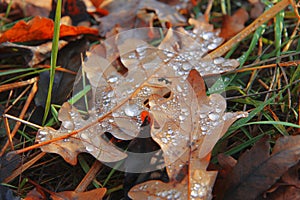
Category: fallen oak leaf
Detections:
[
  {"x1": 51, "y1": 188, "x2": 107, "y2": 200},
  {"x1": 220, "y1": 135, "x2": 300, "y2": 200},
  {"x1": 36, "y1": 102, "x2": 127, "y2": 165},
  {"x1": 128, "y1": 69, "x2": 248, "y2": 199},
  {"x1": 0, "y1": 16, "x2": 98, "y2": 43},
  {"x1": 34, "y1": 27, "x2": 242, "y2": 171}
]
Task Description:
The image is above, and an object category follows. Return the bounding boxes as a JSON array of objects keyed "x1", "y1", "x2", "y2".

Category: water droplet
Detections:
[
  {"x1": 85, "y1": 145, "x2": 94, "y2": 152},
  {"x1": 62, "y1": 121, "x2": 74, "y2": 130},
  {"x1": 176, "y1": 85, "x2": 183, "y2": 92},
  {"x1": 174, "y1": 191, "x2": 181, "y2": 198},
  {"x1": 136, "y1": 45, "x2": 147, "y2": 55},
  {"x1": 166, "y1": 52, "x2": 174, "y2": 57},
  {"x1": 182, "y1": 63, "x2": 192, "y2": 71},
  {"x1": 215, "y1": 108, "x2": 222, "y2": 113},
  {"x1": 179, "y1": 115, "x2": 186, "y2": 121},
  {"x1": 208, "y1": 113, "x2": 219, "y2": 121},
  {"x1": 161, "y1": 138, "x2": 168, "y2": 144},
  {"x1": 107, "y1": 91, "x2": 114, "y2": 98},
  {"x1": 124, "y1": 104, "x2": 141, "y2": 117},
  {"x1": 200, "y1": 114, "x2": 206, "y2": 118},
  {"x1": 201, "y1": 126, "x2": 207, "y2": 131},
  {"x1": 213, "y1": 57, "x2": 225, "y2": 65},
  {"x1": 107, "y1": 75, "x2": 119, "y2": 83},
  {"x1": 208, "y1": 43, "x2": 218, "y2": 50},
  {"x1": 81, "y1": 133, "x2": 89, "y2": 140},
  {"x1": 202, "y1": 32, "x2": 214, "y2": 40},
  {"x1": 191, "y1": 190, "x2": 198, "y2": 197},
  {"x1": 39, "y1": 130, "x2": 48, "y2": 135}
]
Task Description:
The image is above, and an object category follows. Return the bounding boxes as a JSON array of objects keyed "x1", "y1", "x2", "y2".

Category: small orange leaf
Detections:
[
  {"x1": 0, "y1": 16, "x2": 98, "y2": 43},
  {"x1": 51, "y1": 188, "x2": 107, "y2": 200}
]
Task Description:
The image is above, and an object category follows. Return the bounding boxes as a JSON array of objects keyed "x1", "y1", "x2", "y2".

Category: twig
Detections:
[
  {"x1": 3, "y1": 117, "x2": 14, "y2": 150},
  {"x1": 0, "y1": 77, "x2": 38, "y2": 92},
  {"x1": 75, "y1": 160, "x2": 103, "y2": 192},
  {"x1": 2, "y1": 114, "x2": 43, "y2": 129}
]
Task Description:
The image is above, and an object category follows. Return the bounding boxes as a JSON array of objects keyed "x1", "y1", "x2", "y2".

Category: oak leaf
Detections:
[
  {"x1": 128, "y1": 68, "x2": 247, "y2": 200},
  {"x1": 220, "y1": 135, "x2": 300, "y2": 200},
  {"x1": 35, "y1": 24, "x2": 242, "y2": 172}
]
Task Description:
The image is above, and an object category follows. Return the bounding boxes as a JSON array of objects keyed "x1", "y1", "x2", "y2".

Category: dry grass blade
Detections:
[{"x1": 0, "y1": 81, "x2": 38, "y2": 156}]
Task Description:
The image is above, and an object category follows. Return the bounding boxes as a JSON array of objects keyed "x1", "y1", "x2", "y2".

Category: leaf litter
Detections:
[{"x1": 1, "y1": 0, "x2": 299, "y2": 199}]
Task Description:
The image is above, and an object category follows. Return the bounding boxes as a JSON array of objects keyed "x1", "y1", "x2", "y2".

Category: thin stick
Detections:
[
  {"x1": 4, "y1": 85, "x2": 31, "y2": 113},
  {"x1": 0, "y1": 77, "x2": 38, "y2": 92},
  {"x1": 3, "y1": 117, "x2": 14, "y2": 150},
  {"x1": 230, "y1": 60, "x2": 300, "y2": 73},
  {"x1": 3, "y1": 114, "x2": 43, "y2": 129},
  {"x1": 204, "y1": 0, "x2": 213, "y2": 22},
  {"x1": 75, "y1": 160, "x2": 102, "y2": 192},
  {"x1": 206, "y1": 0, "x2": 290, "y2": 58},
  {"x1": 0, "y1": 81, "x2": 38, "y2": 156}
]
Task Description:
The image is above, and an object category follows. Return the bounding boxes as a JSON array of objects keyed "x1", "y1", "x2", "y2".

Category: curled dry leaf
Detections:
[{"x1": 36, "y1": 18, "x2": 243, "y2": 179}]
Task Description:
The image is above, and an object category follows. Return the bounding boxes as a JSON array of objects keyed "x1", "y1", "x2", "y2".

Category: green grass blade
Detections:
[
  {"x1": 246, "y1": 121, "x2": 300, "y2": 129},
  {"x1": 42, "y1": 0, "x2": 62, "y2": 125}
]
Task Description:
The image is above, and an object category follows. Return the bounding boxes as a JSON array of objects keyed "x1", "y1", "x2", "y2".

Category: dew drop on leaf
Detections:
[{"x1": 124, "y1": 104, "x2": 141, "y2": 117}]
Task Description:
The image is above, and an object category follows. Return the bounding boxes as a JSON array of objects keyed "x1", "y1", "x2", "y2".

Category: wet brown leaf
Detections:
[
  {"x1": 37, "y1": 102, "x2": 127, "y2": 165},
  {"x1": 128, "y1": 68, "x2": 247, "y2": 199},
  {"x1": 36, "y1": 22, "x2": 244, "y2": 193}
]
